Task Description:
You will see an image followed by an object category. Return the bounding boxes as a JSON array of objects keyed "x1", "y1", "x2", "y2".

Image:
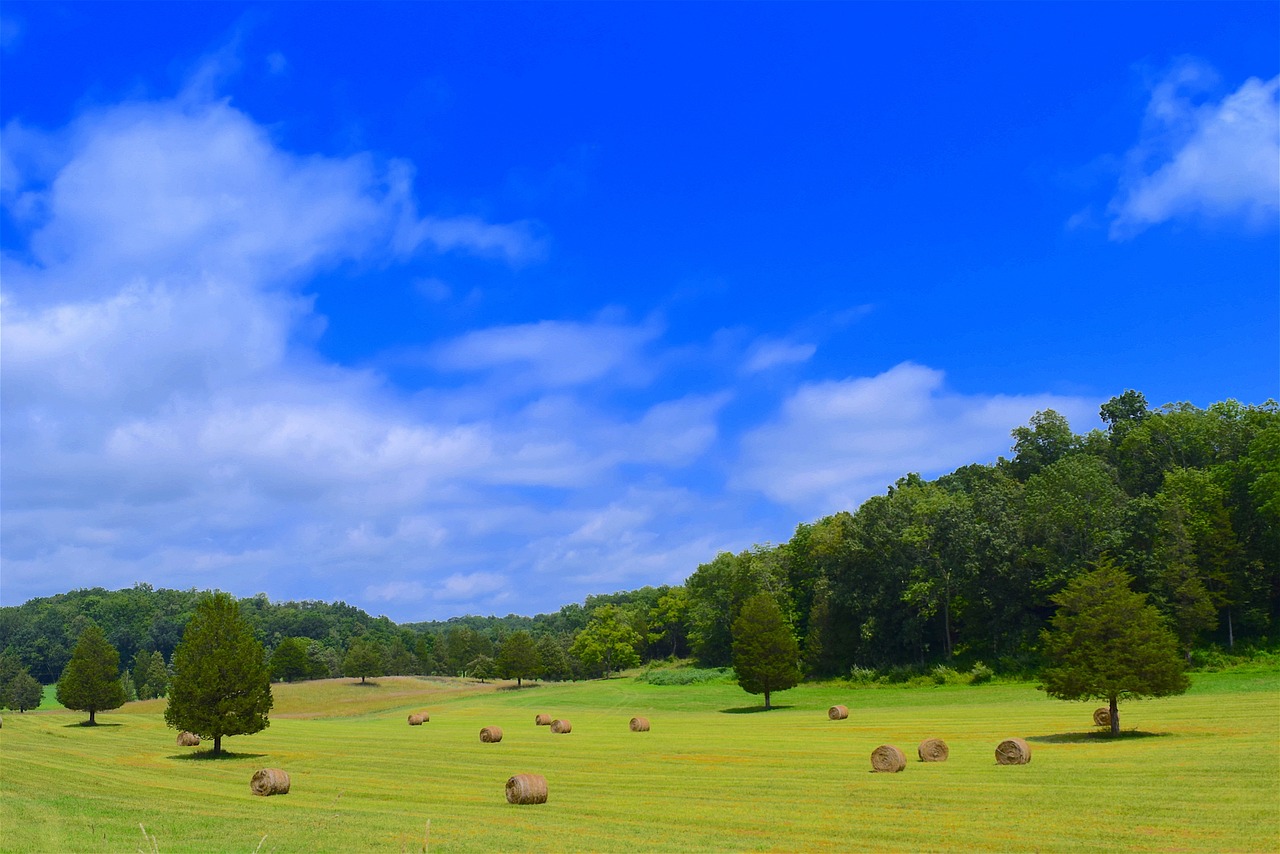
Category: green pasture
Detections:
[{"x1": 1, "y1": 669, "x2": 1277, "y2": 852}]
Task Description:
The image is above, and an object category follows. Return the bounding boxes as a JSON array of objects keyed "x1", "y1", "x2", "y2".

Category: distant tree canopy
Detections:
[{"x1": 1, "y1": 394, "x2": 1276, "y2": 686}]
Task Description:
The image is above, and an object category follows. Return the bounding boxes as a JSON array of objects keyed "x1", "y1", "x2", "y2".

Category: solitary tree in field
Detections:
[
  {"x1": 5, "y1": 669, "x2": 44, "y2": 713},
  {"x1": 1040, "y1": 558, "x2": 1190, "y2": 735},
  {"x1": 731, "y1": 594, "x2": 801, "y2": 711},
  {"x1": 165, "y1": 593, "x2": 273, "y2": 755},
  {"x1": 342, "y1": 636, "x2": 385, "y2": 684},
  {"x1": 57, "y1": 623, "x2": 127, "y2": 725},
  {"x1": 495, "y1": 631, "x2": 541, "y2": 687},
  {"x1": 270, "y1": 637, "x2": 311, "y2": 683}
]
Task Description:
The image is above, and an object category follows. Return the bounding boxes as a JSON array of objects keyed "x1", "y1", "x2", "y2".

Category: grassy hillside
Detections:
[{"x1": 2, "y1": 669, "x2": 1277, "y2": 852}]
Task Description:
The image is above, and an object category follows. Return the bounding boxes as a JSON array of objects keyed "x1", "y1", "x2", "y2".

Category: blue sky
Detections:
[{"x1": 2, "y1": 2, "x2": 1276, "y2": 622}]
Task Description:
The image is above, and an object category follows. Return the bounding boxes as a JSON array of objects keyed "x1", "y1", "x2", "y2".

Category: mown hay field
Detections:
[{"x1": 1, "y1": 668, "x2": 1276, "y2": 852}]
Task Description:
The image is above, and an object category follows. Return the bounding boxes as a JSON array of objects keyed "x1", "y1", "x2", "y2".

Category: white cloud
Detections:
[
  {"x1": 1108, "y1": 62, "x2": 1280, "y2": 238},
  {"x1": 742, "y1": 338, "x2": 817, "y2": 373},
  {"x1": 734, "y1": 362, "x2": 1098, "y2": 514}
]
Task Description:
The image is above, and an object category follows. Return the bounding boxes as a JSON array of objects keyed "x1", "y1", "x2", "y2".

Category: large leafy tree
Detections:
[
  {"x1": 270, "y1": 637, "x2": 312, "y2": 683},
  {"x1": 56, "y1": 623, "x2": 127, "y2": 725},
  {"x1": 495, "y1": 631, "x2": 540, "y2": 687},
  {"x1": 570, "y1": 605, "x2": 641, "y2": 678},
  {"x1": 731, "y1": 593, "x2": 801, "y2": 710},
  {"x1": 165, "y1": 593, "x2": 273, "y2": 755},
  {"x1": 1040, "y1": 558, "x2": 1190, "y2": 735}
]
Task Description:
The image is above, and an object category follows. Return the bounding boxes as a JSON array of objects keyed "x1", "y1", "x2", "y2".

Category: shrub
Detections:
[
  {"x1": 847, "y1": 665, "x2": 878, "y2": 685},
  {"x1": 969, "y1": 661, "x2": 994, "y2": 684},
  {"x1": 931, "y1": 665, "x2": 961, "y2": 685},
  {"x1": 637, "y1": 667, "x2": 732, "y2": 686}
]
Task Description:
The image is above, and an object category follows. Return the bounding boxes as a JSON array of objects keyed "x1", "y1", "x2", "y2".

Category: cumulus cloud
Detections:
[
  {"x1": 1108, "y1": 61, "x2": 1280, "y2": 238},
  {"x1": 734, "y1": 362, "x2": 1097, "y2": 514}
]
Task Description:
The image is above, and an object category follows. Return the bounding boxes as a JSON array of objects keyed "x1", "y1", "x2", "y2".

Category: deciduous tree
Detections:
[
  {"x1": 5, "y1": 669, "x2": 43, "y2": 713},
  {"x1": 570, "y1": 605, "x2": 641, "y2": 678},
  {"x1": 164, "y1": 593, "x2": 273, "y2": 755},
  {"x1": 495, "y1": 631, "x2": 540, "y2": 686},
  {"x1": 342, "y1": 636, "x2": 384, "y2": 684}
]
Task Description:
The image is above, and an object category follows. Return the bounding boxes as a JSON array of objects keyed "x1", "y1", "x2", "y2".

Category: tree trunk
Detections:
[
  {"x1": 764, "y1": 690, "x2": 771, "y2": 710},
  {"x1": 213, "y1": 735, "x2": 222, "y2": 756},
  {"x1": 1109, "y1": 696, "x2": 1119, "y2": 736},
  {"x1": 1227, "y1": 607, "x2": 1234, "y2": 649},
  {"x1": 88, "y1": 709, "x2": 96, "y2": 725},
  {"x1": 516, "y1": 676, "x2": 522, "y2": 687}
]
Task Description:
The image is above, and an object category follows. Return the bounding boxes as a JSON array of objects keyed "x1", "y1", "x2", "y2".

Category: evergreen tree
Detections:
[
  {"x1": 145, "y1": 650, "x2": 169, "y2": 698},
  {"x1": 468, "y1": 654, "x2": 495, "y2": 682},
  {"x1": 731, "y1": 593, "x2": 801, "y2": 710},
  {"x1": 1040, "y1": 558, "x2": 1190, "y2": 735},
  {"x1": 164, "y1": 593, "x2": 273, "y2": 755},
  {"x1": 56, "y1": 623, "x2": 127, "y2": 725},
  {"x1": 5, "y1": 669, "x2": 43, "y2": 713},
  {"x1": 132, "y1": 651, "x2": 155, "y2": 700},
  {"x1": 495, "y1": 630, "x2": 540, "y2": 687},
  {"x1": 342, "y1": 636, "x2": 384, "y2": 684}
]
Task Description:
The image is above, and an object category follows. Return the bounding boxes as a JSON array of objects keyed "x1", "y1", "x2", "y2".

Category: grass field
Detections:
[{"x1": 2, "y1": 668, "x2": 1277, "y2": 852}]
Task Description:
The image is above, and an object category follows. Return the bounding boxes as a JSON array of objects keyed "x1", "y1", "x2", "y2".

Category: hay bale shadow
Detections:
[
  {"x1": 718, "y1": 705, "x2": 794, "y2": 714},
  {"x1": 1027, "y1": 730, "x2": 1168, "y2": 744},
  {"x1": 170, "y1": 750, "x2": 268, "y2": 761}
]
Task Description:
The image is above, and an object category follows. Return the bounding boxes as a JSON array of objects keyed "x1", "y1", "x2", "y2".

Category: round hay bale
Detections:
[
  {"x1": 550, "y1": 719, "x2": 572, "y2": 734},
  {"x1": 534, "y1": 713, "x2": 553, "y2": 726},
  {"x1": 995, "y1": 737, "x2": 1031, "y2": 765},
  {"x1": 918, "y1": 738, "x2": 949, "y2": 762},
  {"x1": 629, "y1": 716, "x2": 650, "y2": 732},
  {"x1": 828, "y1": 705, "x2": 849, "y2": 720},
  {"x1": 871, "y1": 744, "x2": 906, "y2": 773},
  {"x1": 505, "y1": 773, "x2": 548, "y2": 805},
  {"x1": 480, "y1": 725, "x2": 504, "y2": 743},
  {"x1": 1093, "y1": 707, "x2": 1111, "y2": 727},
  {"x1": 176, "y1": 731, "x2": 201, "y2": 747},
  {"x1": 408, "y1": 713, "x2": 429, "y2": 726},
  {"x1": 250, "y1": 768, "x2": 291, "y2": 796}
]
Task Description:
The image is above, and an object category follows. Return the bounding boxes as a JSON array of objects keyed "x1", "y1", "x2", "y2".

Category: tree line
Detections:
[{"x1": 2, "y1": 392, "x2": 1276, "y2": 713}]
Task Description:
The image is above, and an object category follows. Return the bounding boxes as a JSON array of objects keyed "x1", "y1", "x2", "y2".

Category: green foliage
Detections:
[
  {"x1": 968, "y1": 661, "x2": 994, "y2": 684},
  {"x1": 1041, "y1": 558, "x2": 1190, "y2": 734},
  {"x1": 636, "y1": 666, "x2": 732, "y2": 685},
  {"x1": 494, "y1": 630, "x2": 540, "y2": 686},
  {"x1": 731, "y1": 594, "x2": 801, "y2": 709},
  {"x1": 4, "y1": 669, "x2": 44, "y2": 712},
  {"x1": 56, "y1": 623, "x2": 127, "y2": 724},
  {"x1": 570, "y1": 605, "x2": 642, "y2": 677},
  {"x1": 270, "y1": 637, "x2": 312, "y2": 682},
  {"x1": 467, "y1": 654, "x2": 495, "y2": 681},
  {"x1": 164, "y1": 593, "x2": 273, "y2": 755},
  {"x1": 342, "y1": 636, "x2": 384, "y2": 684}
]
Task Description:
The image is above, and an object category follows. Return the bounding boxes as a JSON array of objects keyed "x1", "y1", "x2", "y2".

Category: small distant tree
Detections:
[
  {"x1": 270, "y1": 637, "x2": 311, "y2": 683},
  {"x1": 56, "y1": 624, "x2": 127, "y2": 725},
  {"x1": 468, "y1": 654, "x2": 495, "y2": 682},
  {"x1": 145, "y1": 651, "x2": 169, "y2": 698},
  {"x1": 119, "y1": 670, "x2": 138, "y2": 702},
  {"x1": 570, "y1": 605, "x2": 642, "y2": 678},
  {"x1": 165, "y1": 593, "x2": 273, "y2": 756},
  {"x1": 731, "y1": 594, "x2": 801, "y2": 711},
  {"x1": 5, "y1": 670, "x2": 44, "y2": 713},
  {"x1": 1040, "y1": 558, "x2": 1191, "y2": 735},
  {"x1": 343, "y1": 636, "x2": 384, "y2": 684},
  {"x1": 495, "y1": 631, "x2": 541, "y2": 687}
]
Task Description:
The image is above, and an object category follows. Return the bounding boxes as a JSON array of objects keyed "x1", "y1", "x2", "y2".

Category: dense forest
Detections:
[{"x1": 2, "y1": 392, "x2": 1277, "y2": 693}]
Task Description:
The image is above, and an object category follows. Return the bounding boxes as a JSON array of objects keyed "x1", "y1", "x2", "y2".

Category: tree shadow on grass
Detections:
[
  {"x1": 1028, "y1": 730, "x2": 1169, "y2": 744},
  {"x1": 169, "y1": 750, "x2": 267, "y2": 761},
  {"x1": 63, "y1": 721, "x2": 123, "y2": 728},
  {"x1": 497, "y1": 683, "x2": 541, "y2": 692},
  {"x1": 719, "y1": 705, "x2": 795, "y2": 714}
]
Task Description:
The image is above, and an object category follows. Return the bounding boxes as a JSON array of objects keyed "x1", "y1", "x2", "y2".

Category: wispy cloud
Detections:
[
  {"x1": 1108, "y1": 60, "x2": 1280, "y2": 238},
  {"x1": 734, "y1": 362, "x2": 1097, "y2": 515}
]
